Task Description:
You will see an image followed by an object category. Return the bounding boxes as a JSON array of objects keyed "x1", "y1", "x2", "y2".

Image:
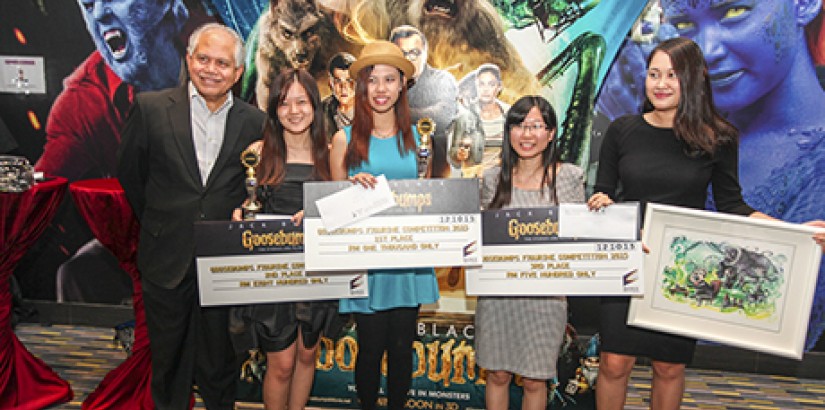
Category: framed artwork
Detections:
[{"x1": 628, "y1": 203, "x2": 823, "y2": 359}]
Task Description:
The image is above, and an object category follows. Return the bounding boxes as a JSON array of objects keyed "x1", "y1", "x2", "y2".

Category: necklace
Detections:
[{"x1": 372, "y1": 128, "x2": 397, "y2": 139}]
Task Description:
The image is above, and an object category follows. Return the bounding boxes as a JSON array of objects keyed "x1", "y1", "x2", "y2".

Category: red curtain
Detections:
[
  {"x1": 70, "y1": 178, "x2": 153, "y2": 409},
  {"x1": 0, "y1": 177, "x2": 73, "y2": 409}
]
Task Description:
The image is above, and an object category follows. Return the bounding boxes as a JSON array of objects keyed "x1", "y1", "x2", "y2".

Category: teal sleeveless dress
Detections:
[{"x1": 338, "y1": 126, "x2": 440, "y2": 314}]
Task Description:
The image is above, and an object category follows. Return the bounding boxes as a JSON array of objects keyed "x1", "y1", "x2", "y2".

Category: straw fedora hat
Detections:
[{"x1": 349, "y1": 40, "x2": 415, "y2": 79}]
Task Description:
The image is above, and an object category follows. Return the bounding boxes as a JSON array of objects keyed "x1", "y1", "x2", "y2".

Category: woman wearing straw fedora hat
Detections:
[{"x1": 330, "y1": 40, "x2": 440, "y2": 410}]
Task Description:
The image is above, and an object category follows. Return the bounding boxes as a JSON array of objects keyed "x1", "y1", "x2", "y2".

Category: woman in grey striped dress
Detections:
[{"x1": 475, "y1": 95, "x2": 585, "y2": 410}]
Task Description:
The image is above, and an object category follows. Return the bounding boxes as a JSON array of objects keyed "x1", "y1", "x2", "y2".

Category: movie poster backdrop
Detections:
[
  {"x1": 214, "y1": 1, "x2": 649, "y2": 408},
  {"x1": 4, "y1": 0, "x2": 824, "y2": 407},
  {"x1": 590, "y1": 0, "x2": 825, "y2": 352}
]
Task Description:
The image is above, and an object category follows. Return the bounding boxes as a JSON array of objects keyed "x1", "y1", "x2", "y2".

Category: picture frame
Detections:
[{"x1": 628, "y1": 203, "x2": 823, "y2": 359}]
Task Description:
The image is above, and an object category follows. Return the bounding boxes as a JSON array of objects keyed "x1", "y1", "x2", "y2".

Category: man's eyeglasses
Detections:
[
  {"x1": 511, "y1": 123, "x2": 548, "y2": 134},
  {"x1": 401, "y1": 48, "x2": 423, "y2": 59}
]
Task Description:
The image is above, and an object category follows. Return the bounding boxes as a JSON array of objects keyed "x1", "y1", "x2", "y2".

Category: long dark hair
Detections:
[
  {"x1": 488, "y1": 96, "x2": 560, "y2": 209},
  {"x1": 257, "y1": 69, "x2": 330, "y2": 184},
  {"x1": 643, "y1": 37, "x2": 738, "y2": 155},
  {"x1": 345, "y1": 65, "x2": 415, "y2": 169}
]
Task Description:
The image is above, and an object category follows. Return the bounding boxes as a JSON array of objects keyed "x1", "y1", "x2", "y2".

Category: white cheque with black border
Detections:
[
  {"x1": 466, "y1": 205, "x2": 644, "y2": 296},
  {"x1": 194, "y1": 219, "x2": 367, "y2": 306},
  {"x1": 303, "y1": 178, "x2": 482, "y2": 271}
]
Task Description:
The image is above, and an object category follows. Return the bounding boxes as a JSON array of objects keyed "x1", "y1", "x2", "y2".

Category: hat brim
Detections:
[{"x1": 349, "y1": 55, "x2": 415, "y2": 80}]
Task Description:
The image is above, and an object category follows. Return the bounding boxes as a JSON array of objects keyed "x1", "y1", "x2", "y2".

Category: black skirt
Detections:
[
  {"x1": 229, "y1": 301, "x2": 346, "y2": 353},
  {"x1": 599, "y1": 297, "x2": 696, "y2": 364},
  {"x1": 228, "y1": 164, "x2": 348, "y2": 353}
]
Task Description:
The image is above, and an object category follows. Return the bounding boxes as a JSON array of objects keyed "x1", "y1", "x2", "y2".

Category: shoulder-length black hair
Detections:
[
  {"x1": 488, "y1": 95, "x2": 561, "y2": 209},
  {"x1": 643, "y1": 37, "x2": 738, "y2": 155},
  {"x1": 257, "y1": 68, "x2": 330, "y2": 184}
]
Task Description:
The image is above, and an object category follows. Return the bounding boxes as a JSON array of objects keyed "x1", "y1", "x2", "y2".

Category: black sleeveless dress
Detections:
[{"x1": 229, "y1": 164, "x2": 344, "y2": 352}]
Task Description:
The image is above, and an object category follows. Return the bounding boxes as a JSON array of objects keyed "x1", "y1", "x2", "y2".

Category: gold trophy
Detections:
[
  {"x1": 240, "y1": 148, "x2": 261, "y2": 221},
  {"x1": 416, "y1": 118, "x2": 434, "y2": 179}
]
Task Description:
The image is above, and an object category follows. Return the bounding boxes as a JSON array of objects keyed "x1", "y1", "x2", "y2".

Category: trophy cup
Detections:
[
  {"x1": 240, "y1": 148, "x2": 261, "y2": 221},
  {"x1": 416, "y1": 118, "x2": 434, "y2": 179}
]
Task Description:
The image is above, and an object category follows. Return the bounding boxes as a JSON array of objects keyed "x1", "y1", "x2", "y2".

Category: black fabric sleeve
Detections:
[
  {"x1": 116, "y1": 97, "x2": 149, "y2": 221},
  {"x1": 593, "y1": 116, "x2": 624, "y2": 199},
  {"x1": 711, "y1": 141, "x2": 755, "y2": 216}
]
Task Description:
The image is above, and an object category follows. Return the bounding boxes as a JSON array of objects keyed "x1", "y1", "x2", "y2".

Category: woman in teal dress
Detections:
[{"x1": 329, "y1": 41, "x2": 440, "y2": 410}]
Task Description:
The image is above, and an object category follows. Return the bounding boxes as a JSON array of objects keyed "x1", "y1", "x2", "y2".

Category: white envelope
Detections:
[
  {"x1": 315, "y1": 175, "x2": 396, "y2": 231},
  {"x1": 558, "y1": 203, "x2": 639, "y2": 240}
]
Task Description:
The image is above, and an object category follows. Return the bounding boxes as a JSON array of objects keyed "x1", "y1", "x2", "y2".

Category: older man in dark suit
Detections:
[{"x1": 117, "y1": 23, "x2": 265, "y2": 409}]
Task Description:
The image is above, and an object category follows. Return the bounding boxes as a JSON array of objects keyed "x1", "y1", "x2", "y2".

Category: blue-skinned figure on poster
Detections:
[
  {"x1": 36, "y1": 0, "x2": 188, "y2": 181},
  {"x1": 80, "y1": 0, "x2": 187, "y2": 92},
  {"x1": 32, "y1": 0, "x2": 189, "y2": 305},
  {"x1": 596, "y1": 0, "x2": 825, "y2": 351},
  {"x1": 660, "y1": 0, "x2": 825, "y2": 352}
]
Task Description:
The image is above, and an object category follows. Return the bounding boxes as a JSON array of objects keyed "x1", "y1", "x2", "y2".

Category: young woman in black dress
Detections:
[
  {"x1": 230, "y1": 69, "x2": 338, "y2": 410},
  {"x1": 588, "y1": 37, "x2": 825, "y2": 410}
]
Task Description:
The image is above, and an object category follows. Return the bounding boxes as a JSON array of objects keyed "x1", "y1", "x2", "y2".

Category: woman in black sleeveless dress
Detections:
[{"x1": 229, "y1": 69, "x2": 342, "y2": 410}]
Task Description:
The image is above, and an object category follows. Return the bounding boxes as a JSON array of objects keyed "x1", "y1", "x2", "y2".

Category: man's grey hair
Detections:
[{"x1": 187, "y1": 23, "x2": 245, "y2": 68}]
